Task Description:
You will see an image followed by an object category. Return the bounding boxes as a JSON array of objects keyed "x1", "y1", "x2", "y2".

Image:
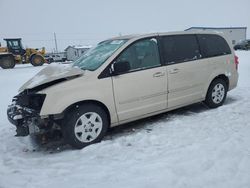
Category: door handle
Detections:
[
  {"x1": 153, "y1": 72, "x2": 165, "y2": 77},
  {"x1": 169, "y1": 68, "x2": 179, "y2": 74}
]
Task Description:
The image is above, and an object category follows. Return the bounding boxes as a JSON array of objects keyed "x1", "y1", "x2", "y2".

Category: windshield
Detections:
[
  {"x1": 7, "y1": 40, "x2": 21, "y2": 50},
  {"x1": 73, "y1": 39, "x2": 127, "y2": 71}
]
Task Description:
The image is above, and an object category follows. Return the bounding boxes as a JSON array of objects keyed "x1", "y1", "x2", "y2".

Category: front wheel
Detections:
[
  {"x1": 62, "y1": 104, "x2": 109, "y2": 149},
  {"x1": 30, "y1": 54, "x2": 45, "y2": 66},
  {"x1": 204, "y1": 78, "x2": 228, "y2": 108}
]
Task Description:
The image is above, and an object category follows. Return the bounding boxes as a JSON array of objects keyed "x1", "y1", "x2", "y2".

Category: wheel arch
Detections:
[
  {"x1": 205, "y1": 74, "x2": 229, "y2": 97},
  {"x1": 211, "y1": 74, "x2": 229, "y2": 89},
  {"x1": 63, "y1": 100, "x2": 111, "y2": 127}
]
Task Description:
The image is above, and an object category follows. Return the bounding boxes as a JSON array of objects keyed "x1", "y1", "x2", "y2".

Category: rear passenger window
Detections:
[
  {"x1": 161, "y1": 35, "x2": 200, "y2": 64},
  {"x1": 197, "y1": 34, "x2": 231, "y2": 58}
]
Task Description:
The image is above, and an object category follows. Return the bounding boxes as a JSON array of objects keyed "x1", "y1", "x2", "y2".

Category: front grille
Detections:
[{"x1": 13, "y1": 93, "x2": 46, "y2": 112}]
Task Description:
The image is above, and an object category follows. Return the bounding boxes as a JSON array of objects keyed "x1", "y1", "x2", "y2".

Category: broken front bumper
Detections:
[
  {"x1": 7, "y1": 93, "x2": 46, "y2": 136},
  {"x1": 7, "y1": 102, "x2": 42, "y2": 136}
]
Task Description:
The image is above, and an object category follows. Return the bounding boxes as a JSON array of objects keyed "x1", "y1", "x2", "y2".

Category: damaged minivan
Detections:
[{"x1": 7, "y1": 31, "x2": 239, "y2": 149}]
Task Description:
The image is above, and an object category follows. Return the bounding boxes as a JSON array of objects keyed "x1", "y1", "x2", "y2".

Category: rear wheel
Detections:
[
  {"x1": 0, "y1": 56, "x2": 15, "y2": 69},
  {"x1": 62, "y1": 104, "x2": 109, "y2": 149},
  {"x1": 204, "y1": 78, "x2": 227, "y2": 108},
  {"x1": 30, "y1": 54, "x2": 45, "y2": 66}
]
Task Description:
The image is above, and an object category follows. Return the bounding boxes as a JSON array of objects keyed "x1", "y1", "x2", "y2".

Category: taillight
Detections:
[{"x1": 234, "y1": 55, "x2": 239, "y2": 71}]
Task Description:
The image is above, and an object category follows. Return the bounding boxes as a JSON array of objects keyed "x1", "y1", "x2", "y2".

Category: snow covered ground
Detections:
[{"x1": 0, "y1": 52, "x2": 250, "y2": 188}]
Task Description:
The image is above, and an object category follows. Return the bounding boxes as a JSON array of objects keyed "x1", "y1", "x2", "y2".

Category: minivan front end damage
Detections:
[
  {"x1": 7, "y1": 91, "x2": 53, "y2": 137},
  {"x1": 7, "y1": 64, "x2": 85, "y2": 137}
]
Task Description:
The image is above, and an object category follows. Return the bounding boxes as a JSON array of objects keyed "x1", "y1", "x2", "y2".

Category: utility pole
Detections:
[{"x1": 54, "y1": 32, "x2": 58, "y2": 53}]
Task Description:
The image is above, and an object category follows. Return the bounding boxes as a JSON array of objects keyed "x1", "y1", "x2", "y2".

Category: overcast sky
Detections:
[{"x1": 0, "y1": 0, "x2": 249, "y2": 52}]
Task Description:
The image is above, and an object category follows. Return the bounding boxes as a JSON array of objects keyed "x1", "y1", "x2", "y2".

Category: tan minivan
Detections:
[{"x1": 7, "y1": 31, "x2": 239, "y2": 148}]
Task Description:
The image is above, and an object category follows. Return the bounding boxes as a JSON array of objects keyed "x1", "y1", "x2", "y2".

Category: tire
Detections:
[
  {"x1": 204, "y1": 78, "x2": 228, "y2": 108},
  {"x1": 30, "y1": 54, "x2": 45, "y2": 66},
  {"x1": 62, "y1": 104, "x2": 109, "y2": 149},
  {"x1": 0, "y1": 56, "x2": 15, "y2": 69}
]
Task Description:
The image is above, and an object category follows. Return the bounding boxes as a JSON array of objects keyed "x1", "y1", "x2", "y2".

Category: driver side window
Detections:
[{"x1": 116, "y1": 38, "x2": 161, "y2": 72}]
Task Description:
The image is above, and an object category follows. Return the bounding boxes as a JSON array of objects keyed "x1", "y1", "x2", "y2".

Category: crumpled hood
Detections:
[{"x1": 19, "y1": 64, "x2": 84, "y2": 92}]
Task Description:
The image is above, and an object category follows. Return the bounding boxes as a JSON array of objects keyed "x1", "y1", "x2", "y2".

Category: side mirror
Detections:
[{"x1": 112, "y1": 61, "x2": 130, "y2": 75}]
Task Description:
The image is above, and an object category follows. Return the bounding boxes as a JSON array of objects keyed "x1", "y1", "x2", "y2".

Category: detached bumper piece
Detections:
[{"x1": 7, "y1": 92, "x2": 46, "y2": 137}]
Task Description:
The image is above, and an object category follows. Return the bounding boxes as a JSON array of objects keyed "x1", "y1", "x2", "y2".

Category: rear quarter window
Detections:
[{"x1": 197, "y1": 34, "x2": 231, "y2": 58}]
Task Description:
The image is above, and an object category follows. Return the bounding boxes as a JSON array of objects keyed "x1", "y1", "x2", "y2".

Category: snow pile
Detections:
[{"x1": 0, "y1": 52, "x2": 250, "y2": 188}]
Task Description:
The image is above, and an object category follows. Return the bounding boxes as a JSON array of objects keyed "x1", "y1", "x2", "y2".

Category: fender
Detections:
[{"x1": 38, "y1": 76, "x2": 118, "y2": 125}]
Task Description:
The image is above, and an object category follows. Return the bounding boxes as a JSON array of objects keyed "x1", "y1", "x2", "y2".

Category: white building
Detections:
[
  {"x1": 185, "y1": 27, "x2": 247, "y2": 45},
  {"x1": 65, "y1": 45, "x2": 91, "y2": 61}
]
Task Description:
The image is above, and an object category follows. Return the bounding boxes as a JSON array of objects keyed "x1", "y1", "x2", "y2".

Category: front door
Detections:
[{"x1": 112, "y1": 37, "x2": 168, "y2": 122}]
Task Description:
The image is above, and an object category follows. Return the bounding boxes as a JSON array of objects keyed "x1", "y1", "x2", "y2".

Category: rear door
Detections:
[
  {"x1": 111, "y1": 37, "x2": 168, "y2": 121},
  {"x1": 160, "y1": 34, "x2": 209, "y2": 108}
]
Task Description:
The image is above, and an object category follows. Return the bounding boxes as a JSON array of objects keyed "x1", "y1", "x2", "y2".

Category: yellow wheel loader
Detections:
[{"x1": 0, "y1": 38, "x2": 46, "y2": 69}]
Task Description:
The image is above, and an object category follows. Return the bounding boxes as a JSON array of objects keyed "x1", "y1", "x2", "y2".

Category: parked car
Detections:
[
  {"x1": 44, "y1": 53, "x2": 67, "y2": 63},
  {"x1": 234, "y1": 39, "x2": 250, "y2": 50},
  {"x1": 44, "y1": 55, "x2": 53, "y2": 64},
  {"x1": 7, "y1": 31, "x2": 239, "y2": 149}
]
